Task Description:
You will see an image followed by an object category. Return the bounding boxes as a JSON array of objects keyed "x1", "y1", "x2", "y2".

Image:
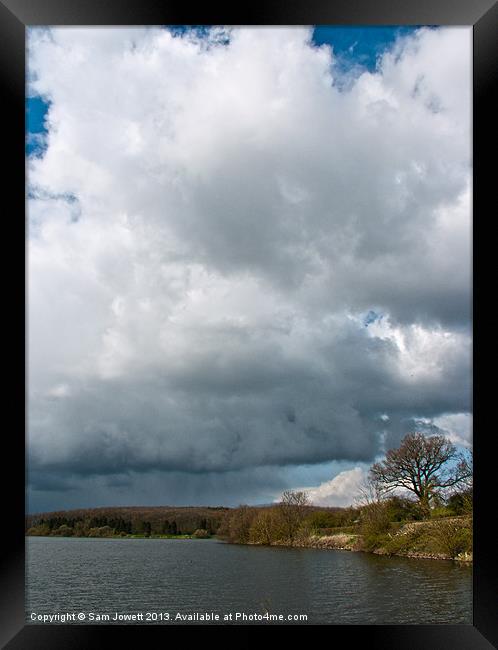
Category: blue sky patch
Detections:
[
  {"x1": 364, "y1": 310, "x2": 382, "y2": 327},
  {"x1": 26, "y1": 95, "x2": 50, "y2": 157},
  {"x1": 167, "y1": 25, "x2": 231, "y2": 46},
  {"x1": 311, "y1": 26, "x2": 422, "y2": 73}
]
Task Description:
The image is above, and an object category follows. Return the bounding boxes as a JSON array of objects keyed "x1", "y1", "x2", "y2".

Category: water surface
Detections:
[{"x1": 26, "y1": 537, "x2": 472, "y2": 624}]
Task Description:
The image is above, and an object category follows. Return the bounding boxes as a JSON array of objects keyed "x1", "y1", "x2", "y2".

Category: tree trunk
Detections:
[{"x1": 419, "y1": 493, "x2": 431, "y2": 518}]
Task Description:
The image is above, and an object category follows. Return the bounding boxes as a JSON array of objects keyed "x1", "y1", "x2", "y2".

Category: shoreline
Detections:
[
  {"x1": 227, "y1": 537, "x2": 473, "y2": 563},
  {"x1": 25, "y1": 532, "x2": 472, "y2": 563}
]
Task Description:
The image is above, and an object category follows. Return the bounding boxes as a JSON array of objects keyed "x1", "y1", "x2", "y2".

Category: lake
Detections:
[{"x1": 26, "y1": 537, "x2": 472, "y2": 625}]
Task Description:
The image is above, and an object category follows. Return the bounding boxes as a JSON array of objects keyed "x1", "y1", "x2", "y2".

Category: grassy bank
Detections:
[
  {"x1": 285, "y1": 516, "x2": 472, "y2": 562},
  {"x1": 364, "y1": 516, "x2": 472, "y2": 561}
]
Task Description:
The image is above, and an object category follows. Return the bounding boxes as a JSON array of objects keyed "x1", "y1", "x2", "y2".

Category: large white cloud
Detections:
[
  {"x1": 284, "y1": 466, "x2": 369, "y2": 507},
  {"x1": 27, "y1": 26, "x2": 472, "y2": 509}
]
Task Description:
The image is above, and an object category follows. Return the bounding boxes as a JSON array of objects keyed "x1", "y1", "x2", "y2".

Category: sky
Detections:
[{"x1": 26, "y1": 26, "x2": 472, "y2": 513}]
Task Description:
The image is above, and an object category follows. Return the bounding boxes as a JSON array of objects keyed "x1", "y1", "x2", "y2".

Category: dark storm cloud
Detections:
[{"x1": 28, "y1": 315, "x2": 471, "y2": 484}]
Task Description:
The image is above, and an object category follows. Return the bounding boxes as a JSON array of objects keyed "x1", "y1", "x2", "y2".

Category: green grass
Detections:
[{"x1": 371, "y1": 517, "x2": 472, "y2": 559}]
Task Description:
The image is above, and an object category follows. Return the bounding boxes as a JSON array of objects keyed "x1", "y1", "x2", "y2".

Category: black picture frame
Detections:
[{"x1": 2, "y1": 0, "x2": 496, "y2": 647}]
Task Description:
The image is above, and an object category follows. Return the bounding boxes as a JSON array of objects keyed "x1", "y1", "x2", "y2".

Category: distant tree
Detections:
[
  {"x1": 384, "y1": 495, "x2": 424, "y2": 521},
  {"x1": 370, "y1": 433, "x2": 472, "y2": 517},
  {"x1": 249, "y1": 508, "x2": 284, "y2": 545},
  {"x1": 227, "y1": 506, "x2": 255, "y2": 544},
  {"x1": 53, "y1": 524, "x2": 73, "y2": 537},
  {"x1": 278, "y1": 491, "x2": 310, "y2": 545},
  {"x1": 304, "y1": 510, "x2": 339, "y2": 530},
  {"x1": 304, "y1": 509, "x2": 358, "y2": 530},
  {"x1": 27, "y1": 524, "x2": 51, "y2": 536},
  {"x1": 88, "y1": 525, "x2": 114, "y2": 537},
  {"x1": 447, "y1": 488, "x2": 473, "y2": 515}
]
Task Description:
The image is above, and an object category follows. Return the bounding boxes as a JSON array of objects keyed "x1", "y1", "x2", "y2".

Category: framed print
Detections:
[{"x1": 1, "y1": 0, "x2": 496, "y2": 647}]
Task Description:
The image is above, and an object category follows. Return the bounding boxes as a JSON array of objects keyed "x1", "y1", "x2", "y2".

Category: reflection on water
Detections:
[{"x1": 26, "y1": 537, "x2": 472, "y2": 624}]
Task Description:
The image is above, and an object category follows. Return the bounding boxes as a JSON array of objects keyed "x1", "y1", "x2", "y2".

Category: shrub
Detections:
[
  {"x1": 429, "y1": 519, "x2": 472, "y2": 558},
  {"x1": 447, "y1": 489, "x2": 473, "y2": 516},
  {"x1": 87, "y1": 525, "x2": 115, "y2": 538},
  {"x1": 52, "y1": 524, "x2": 73, "y2": 537},
  {"x1": 430, "y1": 506, "x2": 452, "y2": 519},
  {"x1": 304, "y1": 511, "x2": 341, "y2": 529},
  {"x1": 384, "y1": 496, "x2": 424, "y2": 522},
  {"x1": 26, "y1": 524, "x2": 51, "y2": 536},
  {"x1": 358, "y1": 501, "x2": 392, "y2": 551},
  {"x1": 73, "y1": 521, "x2": 89, "y2": 537}
]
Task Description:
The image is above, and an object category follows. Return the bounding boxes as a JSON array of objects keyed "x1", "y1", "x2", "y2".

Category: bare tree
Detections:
[
  {"x1": 447, "y1": 448, "x2": 473, "y2": 513},
  {"x1": 226, "y1": 505, "x2": 255, "y2": 544},
  {"x1": 278, "y1": 490, "x2": 309, "y2": 545},
  {"x1": 249, "y1": 507, "x2": 283, "y2": 545},
  {"x1": 369, "y1": 432, "x2": 472, "y2": 516},
  {"x1": 355, "y1": 475, "x2": 385, "y2": 508},
  {"x1": 354, "y1": 476, "x2": 392, "y2": 544},
  {"x1": 456, "y1": 448, "x2": 473, "y2": 491}
]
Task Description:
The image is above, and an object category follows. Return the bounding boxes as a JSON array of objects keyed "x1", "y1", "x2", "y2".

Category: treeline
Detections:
[
  {"x1": 26, "y1": 506, "x2": 228, "y2": 538},
  {"x1": 218, "y1": 488, "x2": 473, "y2": 559},
  {"x1": 217, "y1": 491, "x2": 356, "y2": 546}
]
